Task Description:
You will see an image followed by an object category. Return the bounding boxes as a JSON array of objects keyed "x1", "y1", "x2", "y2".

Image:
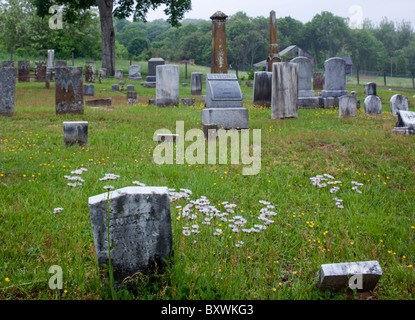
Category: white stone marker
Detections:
[
  {"x1": 155, "y1": 65, "x2": 180, "y2": 107},
  {"x1": 390, "y1": 94, "x2": 409, "y2": 116},
  {"x1": 364, "y1": 95, "x2": 382, "y2": 116},
  {"x1": 338, "y1": 95, "x2": 358, "y2": 118}
]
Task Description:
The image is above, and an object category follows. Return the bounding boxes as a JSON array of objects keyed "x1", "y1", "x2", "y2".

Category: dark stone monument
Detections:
[
  {"x1": 252, "y1": 71, "x2": 272, "y2": 108},
  {"x1": 0, "y1": 67, "x2": 17, "y2": 117},
  {"x1": 55, "y1": 66, "x2": 84, "y2": 115},
  {"x1": 18, "y1": 60, "x2": 30, "y2": 82},
  {"x1": 191, "y1": 72, "x2": 203, "y2": 95},
  {"x1": 35, "y1": 61, "x2": 47, "y2": 82}
]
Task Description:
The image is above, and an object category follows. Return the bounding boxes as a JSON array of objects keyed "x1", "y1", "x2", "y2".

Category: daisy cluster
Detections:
[
  {"x1": 310, "y1": 173, "x2": 364, "y2": 209},
  {"x1": 64, "y1": 167, "x2": 88, "y2": 187}
]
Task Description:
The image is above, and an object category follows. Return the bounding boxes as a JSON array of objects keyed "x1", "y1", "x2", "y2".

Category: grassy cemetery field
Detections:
[{"x1": 0, "y1": 61, "x2": 414, "y2": 300}]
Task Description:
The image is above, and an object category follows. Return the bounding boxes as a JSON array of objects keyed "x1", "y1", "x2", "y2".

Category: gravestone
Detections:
[
  {"x1": 56, "y1": 60, "x2": 67, "y2": 67},
  {"x1": 2, "y1": 61, "x2": 14, "y2": 68},
  {"x1": 338, "y1": 96, "x2": 358, "y2": 118},
  {"x1": 127, "y1": 91, "x2": 138, "y2": 104},
  {"x1": 392, "y1": 110, "x2": 415, "y2": 135},
  {"x1": 156, "y1": 65, "x2": 180, "y2": 107},
  {"x1": 147, "y1": 58, "x2": 165, "y2": 82},
  {"x1": 210, "y1": 11, "x2": 228, "y2": 74},
  {"x1": 18, "y1": 60, "x2": 30, "y2": 82},
  {"x1": 86, "y1": 98, "x2": 112, "y2": 107},
  {"x1": 88, "y1": 186, "x2": 173, "y2": 287},
  {"x1": 47, "y1": 49, "x2": 55, "y2": 80},
  {"x1": 271, "y1": 62, "x2": 299, "y2": 119},
  {"x1": 320, "y1": 57, "x2": 348, "y2": 108},
  {"x1": 313, "y1": 72, "x2": 324, "y2": 91},
  {"x1": 111, "y1": 84, "x2": 119, "y2": 91},
  {"x1": 98, "y1": 68, "x2": 106, "y2": 84},
  {"x1": 114, "y1": 69, "x2": 123, "y2": 80},
  {"x1": 390, "y1": 94, "x2": 409, "y2": 116},
  {"x1": 364, "y1": 82, "x2": 377, "y2": 96},
  {"x1": 128, "y1": 65, "x2": 142, "y2": 80},
  {"x1": 63, "y1": 121, "x2": 88, "y2": 146},
  {"x1": 84, "y1": 84, "x2": 95, "y2": 96},
  {"x1": 0, "y1": 67, "x2": 17, "y2": 117},
  {"x1": 291, "y1": 56, "x2": 320, "y2": 109},
  {"x1": 252, "y1": 71, "x2": 272, "y2": 108},
  {"x1": 181, "y1": 98, "x2": 195, "y2": 106},
  {"x1": 55, "y1": 66, "x2": 84, "y2": 115},
  {"x1": 127, "y1": 85, "x2": 135, "y2": 91},
  {"x1": 315, "y1": 261, "x2": 382, "y2": 291},
  {"x1": 364, "y1": 95, "x2": 382, "y2": 116},
  {"x1": 266, "y1": 10, "x2": 281, "y2": 71},
  {"x1": 191, "y1": 72, "x2": 203, "y2": 95},
  {"x1": 201, "y1": 73, "x2": 249, "y2": 129},
  {"x1": 85, "y1": 61, "x2": 96, "y2": 83},
  {"x1": 35, "y1": 61, "x2": 47, "y2": 82}
]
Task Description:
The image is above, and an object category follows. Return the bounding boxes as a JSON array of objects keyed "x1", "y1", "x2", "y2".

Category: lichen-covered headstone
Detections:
[
  {"x1": 88, "y1": 186, "x2": 173, "y2": 287},
  {"x1": 55, "y1": 66, "x2": 84, "y2": 115},
  {"x1": 18, "y1": 60, "x2": 30, "y2": 82},
  {"x1": 85, "y1": 61, "x2": 96, "y2": 83},
  {"x1": 35, "y1": 61, "x2": 46, "y2": 82},
  {"x1": 0, "y1": 67, "x2": 17, "y2": 117},
  {"x1": 128, "y1": 65, "x2": 142, "y2": 80}
]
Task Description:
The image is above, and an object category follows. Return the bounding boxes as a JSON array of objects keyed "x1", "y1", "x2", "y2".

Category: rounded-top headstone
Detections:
[
  {"x1": 390, "y1": 94, "x2": 409, "y2": 116},
  {"x1": 364, "y1": 95, "x2": 382, "y2": 116},
  {"x1": 324, "y1": 57, "x2": 346, "y2": 91},
  {"x1": 291, "y1": 56, "x2": 314, "y2": 97}
]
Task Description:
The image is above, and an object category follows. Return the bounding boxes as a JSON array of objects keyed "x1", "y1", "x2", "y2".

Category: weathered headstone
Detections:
[
  {"x1": 35, "y1": 61, "x2": 47, "y2": 82},
  {"x1": 320, "y1": 57, "x2": 348, "y2": 108},
  {"x1": 392, "y1": 110, "x2": 415, "y2": 135},
  {"x1": 88, "y1": 186, "x2": 173, "y2": 286},
  {"x1": 210, "y1": 11, "x2": 228, "y2": 74},
  {"x1": 252, "y1": 71, "x2": 272, "y2": 108},
  {"x1": 364, "y1": 82, "x2": 377, "y2": 96},
  {"x1": 155, "y1": 65, "x2": 180, "y2": 107},
  {"x1": 83, "y1": 84, "x2": 95, "y2": 96},
  {"x1": 63, "y1": 121, "x2": 88, "y2": 146},
  {"x1": 291, "y1": 56, "x2": 320, "y2": 109},
  {"x1": 0, "y1": 67, "x2": 17, "y2": 117},
  {"x1": 128, "y1": 65, "x2": 142, "y2": 80},
  {"x1": 271, "y1": 62, "x2": 299, "y2": 119},
  {"x1": 85, "y1": 61, "x2": 96, "y2": 83},
  {"x1": 17, "y1": 60, "x2": 30, "y2": 82},
  {"x1": 114, "y1": 69, "x2": 123, "y2": 80},
  {"x1": 47, "y1": 49, "x2": 55, "y2": 80},
  {"x1": 146, "y1": 58, "x2": 165, "y2": 82},
  {"x1": 364, "y1": 95, "x2": 382, "y2": 116},
  {"x1": 390, "y1": 94, "x2": 409, "y2": 116},
  {"x1": 56, "y1": 60, "x2": 67, "y2": 67},
  {"x1": 191, "y1": 72, "x2": 203, "y2": 95},
  {"x1": 98, "y1": 68, "x2": 106, "y2": 80},
  {"x1": 86, "y1": 98, "x2": 112, "y2": 107},
  {"x1": 181, "y1": 98, "x2": 195, "y2": 106},
  {"x1": 126, "y1": 85, "x2": 135, "y2": 91},
  {"x1": 266, "y1": 10, "x2": 281, "y2": 71},
  {"x1": 55, "y1": 66, "x2": 84, "y2": 115},
  {"x1": 111, "y1": 84, "x2": 119, "y2": 91},
  {"x1": 338, "y1": 96, "x2": 358, "y2": 118},
  {"x1": 202, "y1": 74, "x2": 249, "y2": 129},
  {"x1": 2, "y1": 61, "x2": 14, "y2": 68},
  {"x1": 313, "y1": 72, "x2": 324, "y2": 91},
  {"x1": 127, "y1": 91, "x2": 138, "y2": 104},
  {"x1": 315, "y1": 261, "x2": 382, "y2": 291}
]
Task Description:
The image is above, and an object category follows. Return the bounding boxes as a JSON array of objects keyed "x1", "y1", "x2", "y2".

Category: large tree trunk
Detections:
[{"x1": 96, "y1": 0, "x2": 115, "y2": 76}]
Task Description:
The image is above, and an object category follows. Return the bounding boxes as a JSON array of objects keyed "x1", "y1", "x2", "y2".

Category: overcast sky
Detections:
[{"x1": 144, "y1": 0, "x2": 415, "y2": 27}]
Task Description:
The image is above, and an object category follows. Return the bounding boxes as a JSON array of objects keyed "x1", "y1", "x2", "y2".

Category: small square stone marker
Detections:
[{"x1": 63, "y1": 121, "x2": 88, "y2": 146}]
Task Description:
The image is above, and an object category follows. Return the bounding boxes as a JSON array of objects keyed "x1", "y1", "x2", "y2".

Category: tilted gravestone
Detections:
[
  {"x1": 364, "y1": 95, "x2": 382, "y2": 116},
  {"x1": 202, "y1": 73, "x2": 249, "y2": 129},
  {"x1": 155, "y1": 65, "x2": 180, "y2": 107},
  {"x1": 35, "y1": 61, "x2": 47, "y2": 82},
  {"x1": 0, "y1": 67, "x2": 17, "y2": 117},
  {"x1": 128, "y1": 65, "x2": 142, "y2": 80},
  {"x1": 253, "y1": 71, "x2": 272, "y2": 108},
  {"x1": 63, "y1": 121, "x2": 88, "y2": 146},
  {"x1": 85, "y1": 61, "x2": 96, "y2": 83},
  {"x1": 392, "y1": 110, "x2": 415, "y2": 135},
  {"x1": 88, "y1": 186, "x2": 173, "y2": 287},
  {"x1": 291, "y1": 56, "x2": 320, "y2": 109},
  {"x1": 338, "y1": 95, "x2": 358, "y2": 118},
  {"x1": 191, "y1": 72, "x2": 203, "y2": 95},
  {"x1": 55, "y1": 66, "x2": 84, "y2": 115},
  {"x1": 320, "y1": 57, "x2": 348, "y2": 108},
  {"x1": 390, "y1": 94, "x2": 409, "y2": 116},
  {"x1": 271, "y1": 62, "x2": 299, "y2": 119},
  {"x1": 18, "y1": 60, "x2": 30, "y2": 82}
]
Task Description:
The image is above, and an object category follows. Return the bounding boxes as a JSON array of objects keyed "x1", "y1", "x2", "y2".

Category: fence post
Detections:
[
  {"x1": 185, "y1": 61, "x2": 188, "y2": 80},
  {"x1": 384, "y1": 72, "x2": 387, "y2": 87},
  {"x1": 356, "y1": 68, "x2": 359, "y2": 85},
  {"x1": 412, "y1": 72, "x2": 414, "y2": 89},
  {"x1": 72, "y1": 52, "x2": 74, "y2": 66}
]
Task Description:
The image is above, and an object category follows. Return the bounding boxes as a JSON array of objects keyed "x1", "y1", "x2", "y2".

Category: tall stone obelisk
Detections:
[
  {"x1": 210, "y1": 11, "x2": 228, "y2": 74},
  {"x1": 266, "y1": 10, "x2": 281, "y2": 71}
]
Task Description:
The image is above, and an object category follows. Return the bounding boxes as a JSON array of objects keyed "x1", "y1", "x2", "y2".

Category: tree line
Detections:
[{"x1": 1, "y1": 0, "x2": 414, "y2": 74}]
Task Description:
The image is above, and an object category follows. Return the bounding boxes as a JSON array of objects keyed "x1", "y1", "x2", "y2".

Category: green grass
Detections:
[{"x1": 0, "y1": 70, "x2": 414, "y2": 300}]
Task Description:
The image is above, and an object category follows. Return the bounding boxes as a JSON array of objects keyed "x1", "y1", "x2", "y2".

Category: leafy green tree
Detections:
[{"x1": 127, "y1": 37, "x2": 150, "y2": 57}]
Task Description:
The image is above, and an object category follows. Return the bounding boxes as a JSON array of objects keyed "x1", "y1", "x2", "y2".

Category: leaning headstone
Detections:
[
  {"x1": 392, "y1": 110, "x2": 415, "y2": 135},
  {"x1": 291, "y1": 56, "x2": 320, "y2": 109},
  {"x1": 271, "y1": 62, "x2": 299, "y2": 119},
  {"x1": 364, "y1": 95, "x2": 382, "y2": 116},
  {"x1": 155, "y1": 65, "x2": 180, "y2": 107},
  {"x1": 320, "y1": 57, "x2": 348, "y2": 108},
  {"x1": 83, "y1": 84, "x2": 95, "y2": 96},
  {"x1": 35, "y1": 61, "x2": 47, "y2": 82},
  {"x1": 202, "y1": 74, "x2": 249, "y2": 129},
  {"x1": 63, "y1": 121, "x2": 88, "y2": 146},
  {"x1": 191, "y1": 73, "x2": 203, "y2": 96},
  {"x1": 313, "y1": 72, "x2": 324, "y2": 91},
  {"x1": 114, "y1": 69, "x2": 123, "y2": 80},
  {"x1": 315, "y1": 261, "x2": 382, "y2": 291},
  {"x1": 17, "y1": 60, "x2": 30, "y2": 82},
  {"x1": 390, "y1": 94, "x2": 409, "y2": 116},
  {"x1": 338, "y1": 96, "x2": 358, "y2": 118},
  {"x1": 364, "y1": 82, "x2": 377, "y2": 96},
  {"x1": 2, "y1": 61, "x2": 14, "y2": 68},
  {"x1": 85, "y1": 61, "x2": 96, "y2": 83},
  {"x1": 252, "y1": 71, "x2": 272, "y2": 108},
  {"x1": 88, "y1": 186, "x2": 173, "y2": 287},
  {"x1": 0, "y1": 67, "x2": 17, "y2": 117},
  {"x1": 127, "y1": 91, "x2": 138, "y2": 104},
  {"x1": 55, "y1": 66, "x2": 84, "y2": 115},
  {"x1": 128, "y1": 65, "x2": 142, "y2": 80}
]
